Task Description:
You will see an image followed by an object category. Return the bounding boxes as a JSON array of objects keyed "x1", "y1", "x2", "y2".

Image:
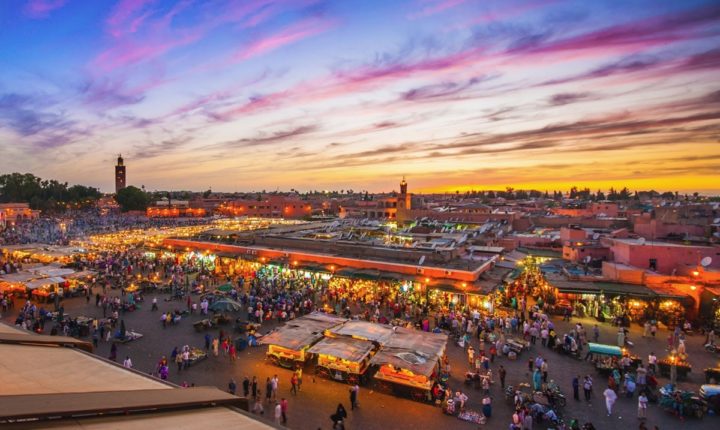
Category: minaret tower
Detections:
[
  {"x1": 115, "y1": 154, "x2": 126, "y2": 193},
  {"x1": 398, "y1": 176, "x2": 411, "y2": 210}
]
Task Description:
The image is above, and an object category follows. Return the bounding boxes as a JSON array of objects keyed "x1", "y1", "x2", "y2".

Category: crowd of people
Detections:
[{"x1": 0, "y1": 213, "x2": 703, "y2": 430}]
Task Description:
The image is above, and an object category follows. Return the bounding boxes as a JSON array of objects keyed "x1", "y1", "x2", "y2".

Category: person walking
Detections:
[
  {"x1": 290, "y1": 372, "x2": 298, "y2": 395},
  {"x1": 499, "y1": 365, "x2": 507, "y2": 388},
  {"x1": 123, "y1": 356, "x2": 133, "y2": 368},
  {"x1": 638, "y1": 391, "x2": 648, "y2": 420},
  {"x1": 572, "y1": 375, "x2": 580, "y2": 401},
  {"x1": 229, "y1": 344, "x2": 237, "y2": 361},
  {"x1": 603, "y1": 385, "x2": 618, "y2": 416},
  {"x1": 274, "y1": 401, "x2": 282, "y2": 425},
  {"x1": 593, "y1": 325, "x2": 600, "y2": 343},
  {"x1": 271, "y1": 374, "x2": 279, "y2": 400},
  {"x1": 295, "y1": 366, "x2": 303, "y2": 391},
  {"x1": 175, "y1": 352, "x2": 183, "y2": 372},
  {"x1": 331, "y1": 404, "x2": 347, "y2": 429},
  {"x1": 252, "y1": 376, "x2": 258, "y2": 399},
  {"x1": 349, "y1": 384, "x2": 358, "y2": 410},
  {"x1": 280, "y1": 397, "x2": 288, "y2": 425},
  {"x1": 265, "y1": 377, "x2": 273, "y2": 403},
  {"x1": 242, "y1": 376, "x2": 250, "y2": 397},
  {"x1": 583, "y1": 375, "x2": 593, "y2": 402},
  {"x1": 228, "y1": 378, "x2": 237, "y2": 395}
]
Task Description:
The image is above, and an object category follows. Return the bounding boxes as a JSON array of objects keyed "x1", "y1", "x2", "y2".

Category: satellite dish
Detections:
[
  {"x1": 637, "y1": 237, "x2": 646, "y2": 245},
  {"x1": 592, "y1": 233, "x2": 600, "y2": 240},
  {"x1": 584, "y1": 255, "x2": 592, "y2": 263},
  {"x1": 713, "y1": 218, "x2": 720, "y2": 224},
  {"x1": 418, "y1": 256, "x2": 426, "y2": 266},
  {"x1": 701, "y1": 257, "x2": 712, "y2": 267}
]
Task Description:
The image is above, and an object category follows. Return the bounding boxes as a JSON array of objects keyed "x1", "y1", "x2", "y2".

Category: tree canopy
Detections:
[
  {"x1": 115, "y1": 186, "x2": 151, "y2": 212},
  {"x1": 0, "y1": 173, "x2": 101, "y2": 212}
]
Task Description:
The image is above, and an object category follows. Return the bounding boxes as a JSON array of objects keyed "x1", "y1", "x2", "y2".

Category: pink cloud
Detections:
[
  {"x1": 409, "y1": 0, "x2": 468, "y2": 19},
  {"x1": 106, "y1": 0, "x2": 158, "y2": 37},
  {"x1": 23, "y1": 0, "x2": 66, "y2": 19},
  {"x1": 518, "y1": 4, "x2": 720, "y2": 56},
  {"x1": 456, "y1": 0, "x2": 559, "y2": 29},
  {"x1": 91, "y1": 30, "x2": 202, "y2": 72},
  {"x1": 233, "y1": 18, "x2": 337, "y2": 61}
]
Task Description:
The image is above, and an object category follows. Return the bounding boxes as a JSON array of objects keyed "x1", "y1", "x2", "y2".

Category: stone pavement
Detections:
[{"x1": 3, "y1": 294, "x2": 719, "y2": 430}]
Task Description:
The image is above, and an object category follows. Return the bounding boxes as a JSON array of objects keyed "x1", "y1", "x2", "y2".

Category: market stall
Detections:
[
  {"x1": 263, "y1": 312, "x2": 347, "y2": 368},
  {"x1": 658, "y1": 354, "x2": 691, "y2": 380},
  {"x1": 262, "y1": 326, "x2": 325, "y2": 368},
  {"x1": 186, "y1": 347, "x2": 208, "y2": 366},
  {"x1": 370, "y1": 327, "x2": 448, "y2": 402},
  {"x1": 586, "y1": 343, "x2": 622, "y2": 376},
  {"x1": 308, "y1": 336, "x2": 376, "y2": 385},
  {"x1": 26, "y1": 277, "x2": 66, "y2": 303}
]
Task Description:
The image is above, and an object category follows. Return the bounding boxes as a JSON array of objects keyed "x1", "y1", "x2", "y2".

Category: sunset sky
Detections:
[{"x1": 1, "y1": 0, "x2": 719, "y2": 194}]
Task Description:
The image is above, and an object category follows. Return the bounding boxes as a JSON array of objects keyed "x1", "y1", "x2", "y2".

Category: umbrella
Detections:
[
  {"x1": 209, "y1": 298, "x2": 243, "y2": 313},
  {"x1": 217, "y1": 283, "x2": 234, "y2": 292}
]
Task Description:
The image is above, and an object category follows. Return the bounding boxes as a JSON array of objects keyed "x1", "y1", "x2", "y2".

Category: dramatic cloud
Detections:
[
  {"x1": 401, "y1": 76, "x2": 487, "y2": 101},
  {"x1": 547, "y1": 92, "x2": 592, "y2": 106},
  {"x1": 217, "y1": 124, "x2": 319, "y2": 148},
  {"x1": 4, "y1": 0, "x2": 720, "y2": 192},
  {"x1": 232, "y1": 17, "x2": 337, "y2": 61}
]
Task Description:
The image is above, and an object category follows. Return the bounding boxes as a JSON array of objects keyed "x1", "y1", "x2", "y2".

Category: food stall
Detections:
[
  {"x1": 0, "y1": 280, "x2": 27, "y2": 297},
  {"x1": 327, "y1": 320, "x2": 394, "y2": 345},
  {"x1": 263, "y1": 326, "x2": 326, "y2": 368},
  {"x1": 586, "y1": 343, "x2": 622, "y2": 375},
  {"x1": 26, "y1": 277, "x2": 67, "y2": 303},
  {"x1": 186, "y1": 347, "x2": 208, "y2": 366},
  {"x1": 370, "y1": 327, "x2": 448, "y2": 402},
  {"x1": 659, "y1": 354, "x2": 692, "y2": 380},
  {"x1": 308, "y1": 336, "x2": 376, "y2": 385},
  {"x1": 262, "y1": 312, "x2": 347, "y2": 368}
]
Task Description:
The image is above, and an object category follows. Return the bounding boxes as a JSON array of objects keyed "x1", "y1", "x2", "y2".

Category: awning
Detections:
[
  {"x1": 336, "y1": 268, "x2": 381, "y2": 280},
  {"x1": 552, "y1": 280, "x2": 655, "y2": 297},
  {"x1": 298, "y1": 263, "x2": 328, "y2": 273}
]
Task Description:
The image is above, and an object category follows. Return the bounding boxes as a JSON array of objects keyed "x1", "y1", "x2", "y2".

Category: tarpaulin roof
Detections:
[
  {"x1": 330, "y1": 320, "x2": 394, "y2": 344},
  {"x1": 369, "y1": 327, "x2": 448, "y2": 377},
  {"x1": 307, "y1": 336, "x2": 375, "y2": 362},
  {"x1": 260, "y1": 326, "x2": 325, "y2": 351},
  {"x1": 285, "y1": 312, "x2": 347, "y2": 333},
  {"x1": 0, "y1": 272, "x2": 38, "y2": 283},
  {"x1": 262, "y1": 312, "x2": 347, "y2": 350}
]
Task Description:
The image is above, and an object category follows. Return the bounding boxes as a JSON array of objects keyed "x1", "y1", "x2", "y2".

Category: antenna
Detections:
[{"x1": 701, "y1": 256, "x2": 712, "y2": 267}]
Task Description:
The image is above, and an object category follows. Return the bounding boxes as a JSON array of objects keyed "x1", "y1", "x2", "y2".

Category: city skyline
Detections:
[{"x1": 1, "y1": 0, "x2": 719, "y2": 194}]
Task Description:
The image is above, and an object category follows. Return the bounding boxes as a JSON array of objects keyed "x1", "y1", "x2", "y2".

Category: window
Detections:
[{"x1": 649, "y1": 258, "x2": 657, "y2": 271}]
